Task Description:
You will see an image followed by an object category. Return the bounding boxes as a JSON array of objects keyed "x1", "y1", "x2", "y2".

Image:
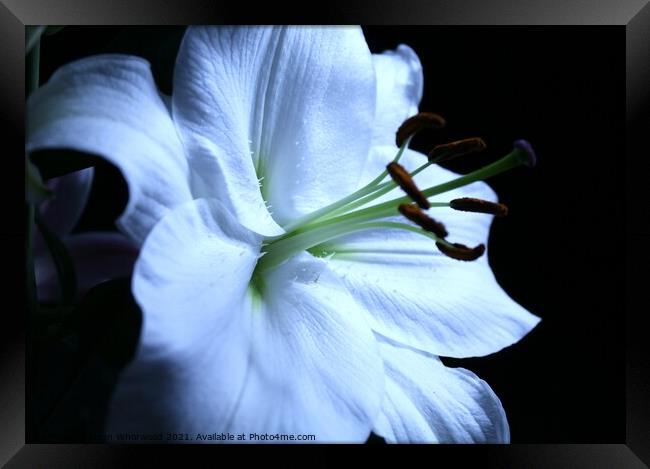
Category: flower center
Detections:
[{"x1": 255, "y1": 113, "x2": 536, "y2": 273}]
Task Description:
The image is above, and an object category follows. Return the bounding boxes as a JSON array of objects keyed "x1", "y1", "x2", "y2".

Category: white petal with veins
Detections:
[
  {"x1": 27, "y1": 55, "x2": 192, "y2": 245},
  {"x1": 173, "y1": 26, "x2": 376, "y2": 233},
  {"x1": 107, "y1": 198, "x2": 383, "y2": 442},
  {"x1": 373, "y1": 335, "x2": 510, "y2": 443}
]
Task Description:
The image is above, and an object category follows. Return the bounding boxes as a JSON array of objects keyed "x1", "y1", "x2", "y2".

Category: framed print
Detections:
[{"x1": 1, "y1": 1, "x2": 649, "y2": 467}]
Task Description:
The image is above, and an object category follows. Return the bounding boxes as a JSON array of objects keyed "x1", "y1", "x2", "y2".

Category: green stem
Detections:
[
  {"x1": 355, "y1": 221, "x2": 440, "y2": 241},
  {"x1": 26, "y1": 26, "x2": 46, "y2": 56},
  {"x1": 279, "y1": 181, "x2": 383, "y2": 234},
  {"x1": 272, "y1": 145, "x2": 528, "y2": 252},
  {"x1": 26, "y1": 31, "x2": 41, "y2": 309},
  {"x1": 258, "y1": 220, "x2": 438, "y2": 272},
  {"x1": 280, "y1": 138, "x2": 411, "y2": 233},
  {"x1": 261, "y1": 202, "x2": 449, "y2": 265},
  {"x1": 26, "y1": 33, "x2": 41, "y2": 306},
  {"x1": 312, "y1": 202, "x2": 450, "y2": 237},
  {"x1": 27, "y1": 40, "x2": 40, "y2": 95},
  {"x1": 260, "y1": 145, "x2": 529, "y2": 270},
  {"x1": 25, "y1": 27, "x2": 43, "y2": 441},
  {"x1": 420, "y1": 148, "x2": 523, "y2": 198},
  {"x1": 323, "y1": 146, "x2": 527, "y2": 228},
  {"x1": 26, "y1": 204, "x2": 38, "y2": 309},
  {"x1": 25, "y1": 203, "x2": 41, "y2": 440},
  {"x1": 25, "y1": 26, "x2": 45, "y2": 300},
  {"x1": 410, "y1": 160, "x2": 432, "y2": 178},
  {"x1": 321, "y1": 159, "x2": 431, "y2": 220}
]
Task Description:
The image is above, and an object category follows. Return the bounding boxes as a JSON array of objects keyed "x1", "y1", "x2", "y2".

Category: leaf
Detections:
[{"x1": 26, "y1": 25, "x2": 46, "y2": 55}]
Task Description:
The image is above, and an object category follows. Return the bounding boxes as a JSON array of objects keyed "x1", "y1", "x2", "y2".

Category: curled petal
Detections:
[{"x1": 27, "y1": 55, "x2": 192, "y2": 245}]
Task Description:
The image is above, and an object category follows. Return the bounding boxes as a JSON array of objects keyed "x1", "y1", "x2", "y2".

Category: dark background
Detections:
[{"x1": 30, "y1": 26, "x2": 625, "y2": 443}]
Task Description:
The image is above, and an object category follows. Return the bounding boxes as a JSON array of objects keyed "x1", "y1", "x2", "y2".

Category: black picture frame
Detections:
[{"x1": 2, "y1": 1, "x2": 649, "y2": 467}]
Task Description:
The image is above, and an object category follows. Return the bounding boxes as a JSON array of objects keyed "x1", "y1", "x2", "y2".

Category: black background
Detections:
[{"x1": 31, "y1": 26, "x2": 625, "y2": 443}]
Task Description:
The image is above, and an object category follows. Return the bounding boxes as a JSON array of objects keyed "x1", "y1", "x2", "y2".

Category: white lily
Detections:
[{"x1": 27, "y1": 26, "x2": 540, "y2": 443}]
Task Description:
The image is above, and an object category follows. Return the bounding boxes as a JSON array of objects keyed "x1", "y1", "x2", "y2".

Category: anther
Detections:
[
  {"x1": 387, "y1": 162, "x2": 430, "y2": 209},
  {"x1": 513, "y1": 139, "x2": 537, "y2": 167},
  {"x1": 428, "y1": 137, "x2": 487, "y2": 163},
  {"x1": 398, "y1": 204, "x2": 448, "y2": 238},
  {"x1": 449, "y1": 197, "x2": 508, "y2": 217},
  {"x1": 396, "y1": 112, "x2": 446, "y2": 148},
  {"x1": 435, "y1": 241, "x2": 486, "y2": 261}
]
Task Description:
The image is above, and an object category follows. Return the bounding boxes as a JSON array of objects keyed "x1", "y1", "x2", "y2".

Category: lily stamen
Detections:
[
  {"x1": 259, "y1": 128, "x2": 536, "y2": 272},
  {"x1": 324, "y1": 136, "x2": 491, "y2": 220},
  {"x1": 449, "y1": 197, "x2": 509, "y2": 217},
  {"x1": 398, "y1": 203, "x2": 448, "y2": 238},
  {"x1": 428, "y1": 137, "x2": 487, "y2": 163},
  {"x1": 396, "y1": 112, "x2": 446, "y2": 147},
  {"x1": 387, "y1": 162, "x2": 430, "y2": 209},
  {"x1": 435, "y1": 241, "x2": 486, "y2": 261},
  {"x1": 328, "y1": 139, "x2": 536, "y2": 226}
]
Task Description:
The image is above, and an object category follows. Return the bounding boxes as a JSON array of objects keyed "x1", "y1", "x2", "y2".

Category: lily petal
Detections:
[
  {"x1": 326, "y1": 147, "x2": 540, "y2": 358},
  {"x1": 371, "y1": 45, "x2": 423, "y2": 148},
  {"x1": 40, "y1": 167, "x2": 94, "y2": 237},
  {"x1": 226, "y1": 253, "x2": 384, "y2": 442},
  {"x1": 172, "y1": 26, "x2": 376, "y2": 232},
  {"x1": 27, "y1": 55, "x2": 192, "y2": 245},
  {"x1": 34, "y1": 231, "x2": 139, "y2": 303},
  {"x1": 373, "y1": 335, "x2": 510, "y2": 443},
  {"x1": 107, "y1": 198, "x2": 261, "y2": 438},
  {"x1": 108, "y1": 199, "x2": 382, "y2": 442}
]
